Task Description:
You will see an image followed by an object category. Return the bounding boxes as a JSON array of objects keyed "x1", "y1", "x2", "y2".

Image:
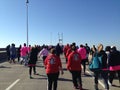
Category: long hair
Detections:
[{"x1": 97, "y1": 44, "x2": 103, "y2": 53}]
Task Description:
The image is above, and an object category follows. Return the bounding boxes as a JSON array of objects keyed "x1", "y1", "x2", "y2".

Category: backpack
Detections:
[{"x1": 89, "y1": 53, "x2": 102, "y2": 72}]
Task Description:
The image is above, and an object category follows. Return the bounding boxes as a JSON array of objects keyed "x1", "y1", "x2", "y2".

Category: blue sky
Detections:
[{"x1": 0, "y1": 0, "x2": 120, "y2": 50}]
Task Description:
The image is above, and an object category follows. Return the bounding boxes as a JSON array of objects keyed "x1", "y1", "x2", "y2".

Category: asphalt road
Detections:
[{"x1": 0, "y1": 55, "x2": 120, "y2": 90}]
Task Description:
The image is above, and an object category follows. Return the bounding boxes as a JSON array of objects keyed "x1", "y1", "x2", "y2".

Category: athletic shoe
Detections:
[
  {"x1": 108, "y1": 81, "x2": 112, "y2": 86},
  {"x1": 30, "y1": 76, "x2": 33, "y2": 79},
  {"x1": 34, "y1": 73, "x2": 39, "y2": 75},
  {"x1": 74, "y1": 86, "x2": 79, "y2": 89},
  {"x1": 79, "y1": 86, "x2": 83, "y2": 90}
]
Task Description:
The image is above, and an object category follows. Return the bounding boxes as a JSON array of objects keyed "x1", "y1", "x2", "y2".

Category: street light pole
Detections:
[{"x1": 26, "y1": 0, "x2": 29, "y2": 47}]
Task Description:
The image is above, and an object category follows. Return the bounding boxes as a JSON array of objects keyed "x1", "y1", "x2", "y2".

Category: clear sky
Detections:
[{"x1": 0, "y1": 0, "x2": 120, "y2": 50}]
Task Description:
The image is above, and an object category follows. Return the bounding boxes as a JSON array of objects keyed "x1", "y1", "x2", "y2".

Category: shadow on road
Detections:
[
  {"x1": 0, "y1": 65, "x2": 11, "y2": 68},
  {"x1": 58, "y1": 78, "x2": 72, "y2": 82},
  {"x1": 112, "y1": 84, "x2": 120, "y2": 88}
]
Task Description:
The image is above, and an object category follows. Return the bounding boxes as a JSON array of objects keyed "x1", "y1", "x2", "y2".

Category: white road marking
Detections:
[
  {"x1": 5, "y1": 79, "x2": 20, "y2": 90},
  {"x1": 86, "y1": 71, "x2": 105, "y2": 88}
]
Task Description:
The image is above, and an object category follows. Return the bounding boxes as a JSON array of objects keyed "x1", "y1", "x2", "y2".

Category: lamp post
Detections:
[{"x1": 26, "y1": 0, "x2": 29, "y2": 47}]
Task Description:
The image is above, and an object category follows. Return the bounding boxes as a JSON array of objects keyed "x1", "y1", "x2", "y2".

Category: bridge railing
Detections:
[{"x1": 0, "y1": 48, "x2": 7, "y2": 62}]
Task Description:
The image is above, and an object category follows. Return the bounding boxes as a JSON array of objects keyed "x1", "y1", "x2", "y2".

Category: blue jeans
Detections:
[{"x1": 21, "y1": 56, "x2": 28, "y2": 65}]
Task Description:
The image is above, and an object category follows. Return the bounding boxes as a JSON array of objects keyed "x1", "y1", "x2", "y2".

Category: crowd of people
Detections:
[{"x1": 5, "y1": 42, "x2": 120, "y2": 90}]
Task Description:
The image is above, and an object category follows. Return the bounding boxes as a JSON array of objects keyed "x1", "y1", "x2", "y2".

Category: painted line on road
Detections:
[
  {"x1": 5, "y1": 79, "x2": 20, "y2": 90},
  {"x1": 86, "y1": 71, "x2": 105, "y2": 88}
]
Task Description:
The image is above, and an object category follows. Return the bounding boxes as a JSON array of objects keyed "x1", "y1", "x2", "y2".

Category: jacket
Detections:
[
  {"x1": 108, "y1": 50, "x2": 120, "y2": 71},
  {"x1": 28, "y1": 47, "x2": 38, "y2": 65},
  {"x1": 44, "y1": 54, "x2": 62, "y2": 74},
  {"x1": 77, "y1": 47, "x2": 87, "y2": 60},
  {"x1": 67, "y1": 51, "x2": 82, "y2": 71}
]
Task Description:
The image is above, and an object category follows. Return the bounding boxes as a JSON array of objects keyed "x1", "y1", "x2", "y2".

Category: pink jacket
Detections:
[
  {"x1": 77, "y1": 47, "x2": 87, "y2": 60},
  {"x1": 20, "y1": 46, "x2": 28, "y2": 57}
]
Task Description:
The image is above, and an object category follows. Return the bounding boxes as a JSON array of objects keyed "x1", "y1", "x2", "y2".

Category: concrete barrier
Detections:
[{"x1": 0, "y1": 48, "x2": 7, "y2": 62}]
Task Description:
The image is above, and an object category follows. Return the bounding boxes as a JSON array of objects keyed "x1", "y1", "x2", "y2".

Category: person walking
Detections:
[
  {"x1": 55, "y1": 43, "x2": 63, "y2": 57},
  {"x1": 17, "y1": 45, "x2": 21, "y2": 62},
  {"x1": 9, "y1": 43, "x2": 16, "y2": 63},
  {"x1": 28, "y1": 46, "x2": 39, "y2": 79},
  {"x1": 108, "y1": 46, "x2": 120, "y2": 86},
  {"x1": 6, "y1": 44, "x2": 10, "y2": 61},
  {"x1": 66, "y1": 44, "x2": 73, "y2": 62},
  {"x1": 67, "y1": 45, "x2": 83, "y2": 90},
  {"x1": 77, "y1": 44, "x2": 87, "y2": 75},
  {"x1": 44, "y1": 48, "x2": 63, "y2": 90},
  {"x1": 91, "y1": 44, "x2": 109, "y2": 90},
  {"x1": 85, "y1": 43, "x2": 90, "y2": 64},
  {"x1": 63, "y1": 43, "x2": 70, "y2": 63},
  {"x1": 85, "y1": 43, "x2": 90, "y2": 55},
  {"x1": 38, "y1": 45, "x2": 49, "y2": 64},
  {"x1": 105, "y1": 46, "x2": 111, "y2": 66},
  {"x1": 20, "y1": 43, "x2": 28, "y2": 66}
]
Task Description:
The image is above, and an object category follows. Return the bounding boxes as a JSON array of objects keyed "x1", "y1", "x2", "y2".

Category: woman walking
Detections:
[
  {"x1": 77, "y1": 44, "x2": 87, "y2": 75},
  {"x1": 44, "y1": 48, "x2": 63, "y2": 90},
  {"x1": 108, "y1": 46, "x2": 120, "y2": 86},
  {"x1": 38, "y1": 45, "x2": 49, "y2": 64},
  {"x1": 67, "y1": 45, "x2": 83, "y2": 90},
  {"x1": 91, "y1": 44, "x2": 109, "y2": 90},
  {"x1": 28, "y1": 46, "x2": 38, "y2": 79}
]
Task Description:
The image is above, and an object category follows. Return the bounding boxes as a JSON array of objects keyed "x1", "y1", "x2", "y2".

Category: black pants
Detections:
[
  {"x1": 70, "y1": 70, "x2": 82, "y2": 87},
  {"x1": 29, "y1": 66, "x2": 36, "y2": 76},
  {"x1": 42, "y1": 56, "x2": 47, "y2": 63},
  {"x1": 17, "y1": 55, "x2": 20, "y2": 62},
  {"x1": 7, "y1": 52, "x2": 10, "y2": 60},
  {"x1": 109, "y1": 70, "x2": 120, "y2": 84},
  {"x1": 81, "y1": 59, "x2": 87, "y2": 73},
  {"x1": 47, "y1": 72, "x2": 59, "y2": 90},
  {"x1": 94, "y1": 70, "x2": 109, "y2": 89}
]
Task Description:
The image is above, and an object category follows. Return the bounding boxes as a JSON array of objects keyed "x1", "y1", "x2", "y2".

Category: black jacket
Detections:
[
  {"x1": 108, "y1": 50, "x2": 120, "y2": 67},
  {"x1": 28, "y1": 48, "x2": 38, "y2": 64}
]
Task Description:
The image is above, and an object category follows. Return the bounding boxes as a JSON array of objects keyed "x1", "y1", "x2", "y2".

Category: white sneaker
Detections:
[{"x1": 108, "y1": 81, "x2": 112, "y2": 86}]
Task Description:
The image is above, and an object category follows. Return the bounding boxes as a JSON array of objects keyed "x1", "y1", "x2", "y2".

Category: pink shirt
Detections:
[
  {"x1": 20, "y1": 46, "x2": 28, "y2": 57},
  {"x1": 27, "y1": 47, "x2": 31, "y2": 53}
]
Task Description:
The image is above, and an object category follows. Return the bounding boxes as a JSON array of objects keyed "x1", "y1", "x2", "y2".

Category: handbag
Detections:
[{"x1": 89, "y1": 53, "x2": 102, "y2": 71}]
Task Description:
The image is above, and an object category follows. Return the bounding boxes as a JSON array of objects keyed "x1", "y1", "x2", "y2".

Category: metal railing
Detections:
[{"x1": 0, "y1": 48, "x2": 7, "y2": 62}]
